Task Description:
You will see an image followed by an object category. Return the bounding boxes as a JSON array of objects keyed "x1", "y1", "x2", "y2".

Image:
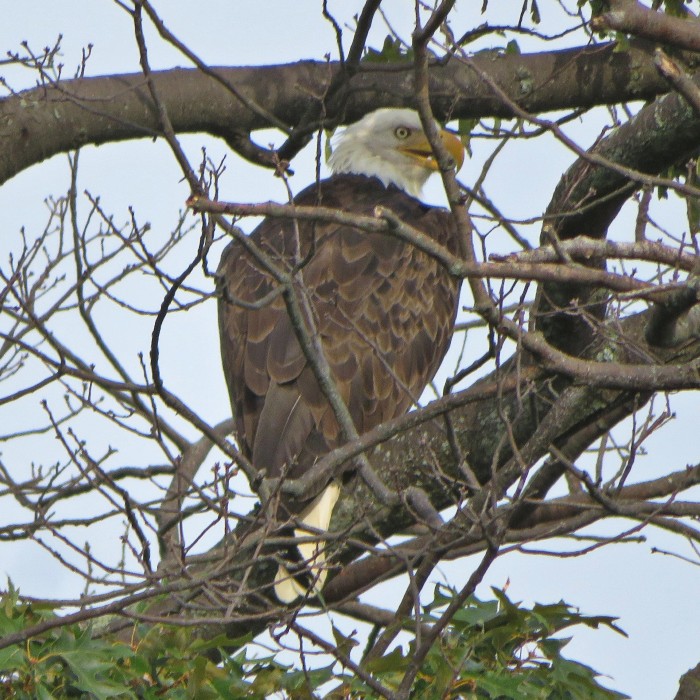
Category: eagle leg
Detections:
[{"x1": 273, "y1": 482, "x2": 341, "y2": 603}]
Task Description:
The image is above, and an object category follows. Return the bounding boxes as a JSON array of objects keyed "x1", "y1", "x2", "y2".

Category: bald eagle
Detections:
[{"x1": 218, "y1": 108, "x2": 464, "y2": 602}]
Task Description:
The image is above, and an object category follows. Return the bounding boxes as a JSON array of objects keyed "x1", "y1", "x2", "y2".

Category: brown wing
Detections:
[{"x1": 217, "y1": 174, "x2": 460, "y2": 509}]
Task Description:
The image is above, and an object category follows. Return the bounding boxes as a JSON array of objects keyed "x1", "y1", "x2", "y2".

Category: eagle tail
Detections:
[{"x1": 274, "y1": 482, "x2": 341, "y2": 603}]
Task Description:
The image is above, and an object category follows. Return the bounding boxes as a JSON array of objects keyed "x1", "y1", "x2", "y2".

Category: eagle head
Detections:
[{"x1": 328, "y1": 108, "x2": 465, "y2": 198}]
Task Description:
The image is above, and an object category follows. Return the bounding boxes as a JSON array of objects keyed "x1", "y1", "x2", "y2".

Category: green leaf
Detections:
[
  {"x1": 472, "y1": 671, "x2": 525, "y2": 697},
  {"x1": 664, "y1": 0, "x2": 690, "y2": 18},
  {"x1": 324, "y1": 129, "x2": 334, "y2": 164},
  {"x1": 331, "y1": 623, "x2": 359, "y2": 657},
  {"x1": 282, "y1": 663, "x2": 335, "y2": 696},
  {"x1": 190, "y1": 631, "x2": 253, "y2": 654},
  {"x1": 505, "y1": 39, "x2": 521, "y2": 55},
  {"x1": 46, "y1": 628, "x2": 134, "y2": 699},
  {"x1": 364, "y1": 645, "x2": 406, "y2": 674},
  {"x1": 451, "y1": 597, "x2": 500, "y2": 628},
  {"x1": 36, "y1": 683, "x2": 58, "y2": 700},
  {"x1": 0, "y1": 645, "x2": 26, "y2": 673},
  {"x1": 362, "y1": 35, "x2": 414, "y2": 64},
  {"x1": 457, "y1": 118, "x2": 479, "y2": 158}
]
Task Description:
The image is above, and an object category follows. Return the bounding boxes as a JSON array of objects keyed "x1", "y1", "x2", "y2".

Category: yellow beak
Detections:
[{"x1": 398, "y1": 128, "x2": 465, "y2": 173}]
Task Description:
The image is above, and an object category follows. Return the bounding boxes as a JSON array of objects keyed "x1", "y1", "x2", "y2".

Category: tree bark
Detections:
[
  {"x1": 676, "y1": 663, "x2": 700, "y2": 700},
  {"x1": 0, "y1": 41, "x2": 673, "y2": 186}
]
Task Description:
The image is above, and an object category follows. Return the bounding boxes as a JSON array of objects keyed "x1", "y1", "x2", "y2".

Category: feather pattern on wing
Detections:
[{"x1": 218, "y1": 174, "x2": 460, "y2": 487}]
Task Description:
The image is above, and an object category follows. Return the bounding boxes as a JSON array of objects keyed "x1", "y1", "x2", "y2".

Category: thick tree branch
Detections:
[
  {"x1": 533, "y1": 56, "x2": 700, "y2": 352},
  {"x1": 675, "y1": 662, "x2": 700, "y2": 700},
  {"x1": 595, "y1": 0, "x2": 700, "y2": 53},
  {"x1": 0, "y1": 42, "x2": 674, "y2": 187}
]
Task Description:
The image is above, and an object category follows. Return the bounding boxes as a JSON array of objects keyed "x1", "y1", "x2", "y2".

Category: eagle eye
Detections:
[{"x1": 394, "y1": 126, "x2": 411, "y2": 140}]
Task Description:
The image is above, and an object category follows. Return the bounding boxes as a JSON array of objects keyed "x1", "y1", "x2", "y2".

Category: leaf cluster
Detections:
[
  {"x1": 330, "y1": 587, "x2": 629, "y2": 699},
  {"x1": 0, "y1": 584, "x2": 629, "y2": 699},
  {"x1": 362, "y1": 35, "x2": 414, "y2": 64}
]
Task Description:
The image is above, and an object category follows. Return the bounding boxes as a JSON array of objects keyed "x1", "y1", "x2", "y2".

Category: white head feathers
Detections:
[{"x1": 328, "y1": 108, "x2": 463, "y2": 199}]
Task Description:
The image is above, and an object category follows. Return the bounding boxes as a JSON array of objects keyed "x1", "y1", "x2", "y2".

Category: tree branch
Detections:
[{"x1": 0, "y1": 42, "x2": 675, "y2": 187}]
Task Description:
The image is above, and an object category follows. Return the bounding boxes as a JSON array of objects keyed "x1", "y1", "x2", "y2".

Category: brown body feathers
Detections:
[{"x1": 218, "y1": 174, "x2": 460, "y2": 499}]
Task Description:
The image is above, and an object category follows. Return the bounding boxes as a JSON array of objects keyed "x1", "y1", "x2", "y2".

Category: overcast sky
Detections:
[{"x1": 1, "y1": 3, "x2": 699, "y2": 699}]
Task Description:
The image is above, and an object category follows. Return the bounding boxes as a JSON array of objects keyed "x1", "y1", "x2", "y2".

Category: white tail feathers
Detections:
[{"x1": 274, "y1": 482, "x2": 341, "y2": 603}]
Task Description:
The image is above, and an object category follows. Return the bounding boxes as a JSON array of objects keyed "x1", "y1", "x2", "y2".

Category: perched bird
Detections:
[{"x1": 217, "y1": 108, "x2": 464, "y2": 602}]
